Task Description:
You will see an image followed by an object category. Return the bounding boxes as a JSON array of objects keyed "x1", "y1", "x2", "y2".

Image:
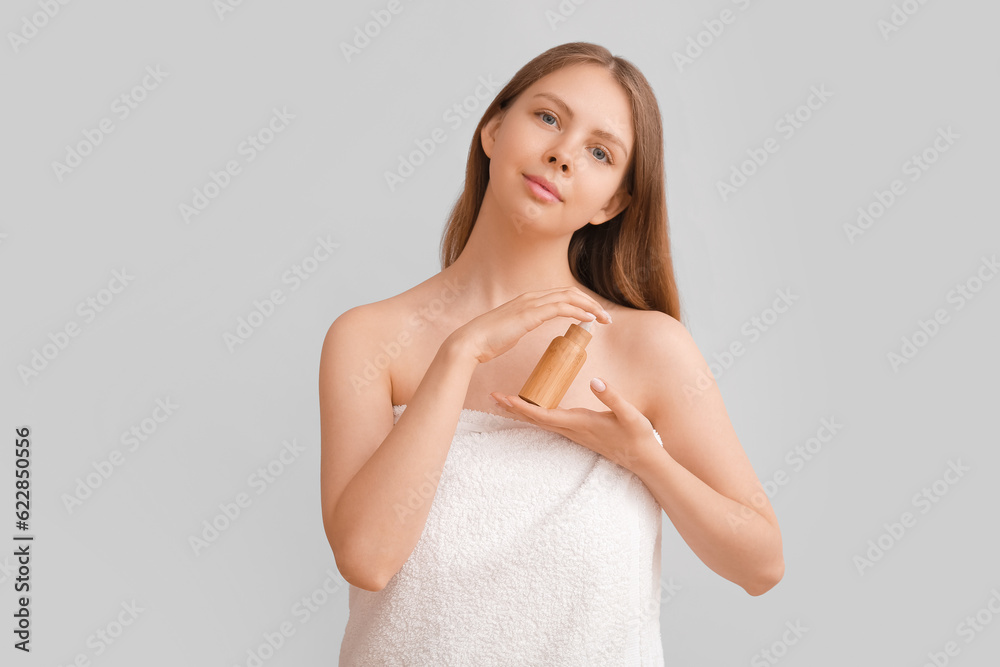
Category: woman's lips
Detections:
[{"x1": 523, "y1": 174, "x2": 562, "y2": 203}]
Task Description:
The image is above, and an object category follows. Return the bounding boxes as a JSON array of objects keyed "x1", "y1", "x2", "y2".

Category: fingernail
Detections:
[
  {"x1": 501, "y1": 396, "x2": 513, "y2": 407},
  {"x1": 602, "y1": 310, "x2": 612, "y2": 323},
  {"x1": 591, "y1": 377, "x2": 606, "y2": 392}
]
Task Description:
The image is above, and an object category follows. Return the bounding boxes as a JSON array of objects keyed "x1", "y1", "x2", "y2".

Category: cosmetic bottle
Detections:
[{"x1": 518, "y1": 320, "x2": 594, "y2": 409}]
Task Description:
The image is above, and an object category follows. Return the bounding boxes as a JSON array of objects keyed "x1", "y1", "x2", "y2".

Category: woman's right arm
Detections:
[
  {"x1": 320, "y1": 306, "x2": 479, "y2": 592},
  {"x1": 320, "y1": 289, "x2": 611, "y2": 591}
]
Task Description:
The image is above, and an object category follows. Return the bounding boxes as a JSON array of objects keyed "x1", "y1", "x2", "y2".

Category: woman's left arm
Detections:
[
  {"x1": 490, "y1": 311, "x2": 784, "y2": 596},
  {"x1": 629, "y1": 312, "x2": 784, "y2": 596}
]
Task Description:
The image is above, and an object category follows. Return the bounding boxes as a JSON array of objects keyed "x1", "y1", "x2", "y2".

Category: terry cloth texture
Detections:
[{"x1": 339, "y1": 404, "x2": 665, "y2": 666}]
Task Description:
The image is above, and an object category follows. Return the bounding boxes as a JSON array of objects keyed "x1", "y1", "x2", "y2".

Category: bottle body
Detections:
[{"x1": 518, "y1": 323, "x2": 592, "y2": 409}]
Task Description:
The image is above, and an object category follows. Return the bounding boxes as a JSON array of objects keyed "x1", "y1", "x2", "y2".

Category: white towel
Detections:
[{"x1": 339, "y1": 404, "x2": 665, "y2": 666}]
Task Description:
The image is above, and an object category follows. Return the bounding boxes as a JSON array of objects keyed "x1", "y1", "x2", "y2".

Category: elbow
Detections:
[
  {"x1": 331, "y1": 543, "x2": 389, "y2": 592},
  {"x1": 744, "y1": 521, "x2": 784, "y2": 596},
  {"x1": 338, "y1": 558, "x2": 388, "y2": 592},
  {"x1": 744, "y1": 557, "x2": 784, "y2": 597},
  {"x1": 325, "y1": 517, "x2": 389, "y2": 592}
]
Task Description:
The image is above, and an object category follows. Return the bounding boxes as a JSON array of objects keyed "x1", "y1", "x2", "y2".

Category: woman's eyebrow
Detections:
[{"x1": 531, "y1": 92, "x2": 629, "y2": 160}]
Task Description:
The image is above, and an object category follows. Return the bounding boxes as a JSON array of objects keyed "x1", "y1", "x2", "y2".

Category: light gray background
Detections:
[{"x1": 2, "y1": 1, "x2": 998, "y2": 665}]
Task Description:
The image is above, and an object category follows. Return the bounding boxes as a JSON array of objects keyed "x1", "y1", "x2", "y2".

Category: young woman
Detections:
[{"x1": 320, "y1": 42, "x2": 783, "y2": 665}]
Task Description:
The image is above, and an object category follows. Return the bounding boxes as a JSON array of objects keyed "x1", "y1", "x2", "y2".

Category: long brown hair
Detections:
[{"x1": 439, "y1": 42, "x2": 681, "y2": 323}]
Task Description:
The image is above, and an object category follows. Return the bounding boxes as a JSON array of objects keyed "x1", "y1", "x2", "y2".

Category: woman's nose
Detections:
[{"x1": 547, "y1": 152, "x2": 571, "y2": 173}]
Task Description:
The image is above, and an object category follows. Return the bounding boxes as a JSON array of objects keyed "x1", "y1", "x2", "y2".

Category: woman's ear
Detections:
[
  {"x1": 589, "y1": 185, "x2": 632, "y2": 225},
  {"x1": 480, "y1": 110, "x2": 505, "y2": 159}
]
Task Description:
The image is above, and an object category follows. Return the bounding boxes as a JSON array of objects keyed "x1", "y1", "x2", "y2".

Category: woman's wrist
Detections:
[{"x1": 441, "y1": 332, "x2": 482, "y2": 369}]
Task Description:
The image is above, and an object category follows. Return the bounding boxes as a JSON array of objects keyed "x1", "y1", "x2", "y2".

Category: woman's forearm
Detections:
[
  {"x1": 630, "y1": 442, "x2": 784, "y2": 596},
  {"x1": 332, "y1": 335, "x2": 479, "y2": 590}
]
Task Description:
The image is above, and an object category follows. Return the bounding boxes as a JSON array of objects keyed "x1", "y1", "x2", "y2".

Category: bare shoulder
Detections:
[
  {"x1": 323, "y1": 285, "x2": 427, "y2": 351},
  {"x1": 322, "y1": 300, "x2": 387, "y2": 369},
  {"x1": 319, "y1": 292, "x2": 414, "y2": 394},
  {"x1": 321, "y1": 278, "x2": 455, "y2": 403},
  {"x1": 608, "y1": 307, "x2": 705, "y2": 421},
  {"x1": 320, "y1": 302, "x2": 384, "y2": 406},
  {"x1": 638, "y1": 309, "x2": 701, "y2": 368},
  {"x1": 612, "y1": 306, "x2": 697, "y2": 366},
  {"x1": 613, "y1": 307, "x2": 691, "y2": 348}
]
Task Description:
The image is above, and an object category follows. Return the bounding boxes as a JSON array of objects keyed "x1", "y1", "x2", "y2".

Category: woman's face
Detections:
[{"x1": 481, "y1": 63, "x2": 635, "y2": 233}]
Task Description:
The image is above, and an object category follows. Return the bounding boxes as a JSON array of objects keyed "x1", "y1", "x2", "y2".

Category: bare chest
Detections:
[{"x1": 389, "y1": 320, "x2": 638, "y2": 415}]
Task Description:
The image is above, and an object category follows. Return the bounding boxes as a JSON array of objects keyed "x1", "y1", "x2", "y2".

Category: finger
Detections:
[
  {"x1": 562, "y1": 288, "x2": 613, "y2": 323},
  {"x1": 589, "y1": 377, "x2": 641, "y2": 421},
  {"x1": 530, "y1": 291, "x2": 612, "y2": 324},
  {"x1": 502, "y1": 394, "x2": 558, "y2": 426},
  {"x1": 505, "y1": 395, "x2": 588, "y2": 436},
  {"x1": 501, "y1": 394, "x2": 545, "y2": 421}
]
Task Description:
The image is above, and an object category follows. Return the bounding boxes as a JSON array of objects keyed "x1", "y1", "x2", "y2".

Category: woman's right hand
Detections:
[{"x1": 448, "y1": 287, "x2": 613, "y2": 365}]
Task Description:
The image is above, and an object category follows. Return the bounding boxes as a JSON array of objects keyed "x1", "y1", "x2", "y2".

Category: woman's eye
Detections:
[
  {"x1": 592, "y1": 147, "x2": 609, "y2": 162},
  {"x1": 539, "y1": 112, "x2": 557, "y2": 126}
]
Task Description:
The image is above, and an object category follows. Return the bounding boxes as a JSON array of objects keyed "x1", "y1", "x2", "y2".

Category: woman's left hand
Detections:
[{"x1": 489, "y1": 377, "x2": 662, "y2": 473}]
